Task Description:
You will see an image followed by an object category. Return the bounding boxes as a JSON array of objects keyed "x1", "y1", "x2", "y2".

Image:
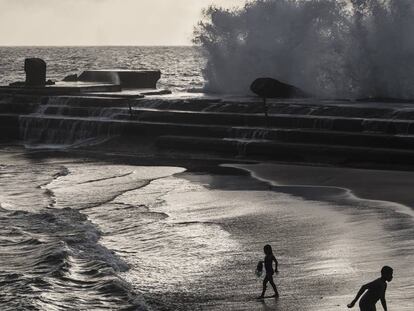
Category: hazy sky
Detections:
[{"x1": 0, "y1": 0, "x2": 245, "y2": 46}]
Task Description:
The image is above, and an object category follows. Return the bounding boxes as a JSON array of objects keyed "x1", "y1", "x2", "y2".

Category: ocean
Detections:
[
  {"x1": 0, "y1": 46, "x2": 205, "y2": 93},
  {"x1": 0, "y1": 46, "x2": 413, "y2": 310}
]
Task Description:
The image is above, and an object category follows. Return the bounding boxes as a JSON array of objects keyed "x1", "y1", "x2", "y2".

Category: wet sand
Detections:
[
  {"x1": 228, "y1": 162, "x2": 414, "y2": 210},
  {"x1": 143, "y1": 162, "x2": 414, "y2": 310},
  {"x1": 203, "y1": 162, "x2": 414, "y2": 310},
  {"x1": 2, "y1": 146, "x2": 412, "y2": 310}
]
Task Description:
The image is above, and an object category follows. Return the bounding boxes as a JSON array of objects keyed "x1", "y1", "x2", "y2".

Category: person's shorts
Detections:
[
  {"x1": 359, "y1": 301, "x2": 376, "y2": 311},
  {"x1": 263, "y1": 274, "x2": 275, "y2": 283}
]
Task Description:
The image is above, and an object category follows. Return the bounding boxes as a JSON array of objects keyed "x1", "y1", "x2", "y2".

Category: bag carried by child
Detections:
[{"x1": 255, "y1": 261, "x2": 263, "y2": 277}]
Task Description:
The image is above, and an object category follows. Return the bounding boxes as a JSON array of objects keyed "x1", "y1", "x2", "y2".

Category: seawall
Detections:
[{"x1": 3, "y1": 93, "x2": 414, "y2": 169}]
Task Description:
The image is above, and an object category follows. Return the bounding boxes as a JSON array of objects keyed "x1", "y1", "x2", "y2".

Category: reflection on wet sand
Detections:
[{"x1": 0, "y1": 149, "x2": 412, "y2": 310}]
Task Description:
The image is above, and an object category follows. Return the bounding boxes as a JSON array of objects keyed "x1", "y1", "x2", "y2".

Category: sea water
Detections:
[
  {"x1": 0, "y1": 46, "x2": 205, "y2": 93},
  {"x1": 0, "y1": 147, "x2": 412, "y2": 310}
]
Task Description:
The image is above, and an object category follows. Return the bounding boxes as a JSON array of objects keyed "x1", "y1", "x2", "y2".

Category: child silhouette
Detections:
[
  {"x1": 257, "y1": 244, "x2": 279, "y2": 299},
  {"x1": 347, "y1": 266, "x2": 393, "y2": 311}
]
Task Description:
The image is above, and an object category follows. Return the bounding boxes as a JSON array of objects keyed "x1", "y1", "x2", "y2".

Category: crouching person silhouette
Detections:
[
  {"x1": 348, "y1": 266, "x2": 393, "y2": 311},
  {"x1": 257, "y1": 244, "x2": 279, "y2": 299}
]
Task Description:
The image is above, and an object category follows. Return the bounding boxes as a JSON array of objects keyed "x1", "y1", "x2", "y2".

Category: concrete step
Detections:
[
  {"x1": 0, "y1": 114, "x2": 20, "y2": 140},
  {"x1": 38, "y1": 96, "x2": 414, "y2": 120},
  {"x1": 15, "y1": 113, "x2": 414, "y2": 150},
  {"x1": 4, "y1": 92, "x2": 414, "y2": 119},
  {"x1": 124, "y1": 109, "x2": 414, "y2": 135},
  {"x1": 29, "y1": 105, "x2": 414, "y2": 136},
  {"x1": 156, "y1": 135, "x2": 414, "y2": 164}
]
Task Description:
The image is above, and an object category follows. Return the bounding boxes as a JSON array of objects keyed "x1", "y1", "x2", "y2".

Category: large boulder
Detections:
[
  {"x1": 24, "y1": 58, "x2": 46, "y2": 87},
  {"x1": 250, "y1": 77, "x2": 308, "y2": 98}
]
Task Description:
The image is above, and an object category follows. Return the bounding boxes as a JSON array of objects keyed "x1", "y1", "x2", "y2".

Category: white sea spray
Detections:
[{"x1": 194, "y1": 0, "x2": 414, "y2": 99}]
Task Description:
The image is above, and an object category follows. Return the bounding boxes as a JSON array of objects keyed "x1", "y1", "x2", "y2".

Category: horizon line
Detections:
[{"x1": 0, "y1": 44, "x2": 196, "y2": 47}]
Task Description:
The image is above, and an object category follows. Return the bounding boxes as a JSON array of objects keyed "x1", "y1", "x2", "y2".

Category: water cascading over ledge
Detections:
[
  {"x1": 4, "y1": 93, "x2": 414, "y2": 167},
  {"x1": 19, "y1": 97, "x2": 127, "y2": 146}
]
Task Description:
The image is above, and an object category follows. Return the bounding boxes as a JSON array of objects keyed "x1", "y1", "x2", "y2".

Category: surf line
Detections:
[{"x1": 223, "y1": 163, "x2": 414, "y2": 219}]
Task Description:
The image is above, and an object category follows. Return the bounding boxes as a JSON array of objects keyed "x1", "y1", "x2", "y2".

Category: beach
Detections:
[
  {"x1": 2, "y1": 1, "x2": 414, "y2": 309},
  {"x1": 1, "y1": 146, "x2": 412, "y2": 310},
  {"x1": 139, "y1": 162, "x2": 414, "y2": 310}
]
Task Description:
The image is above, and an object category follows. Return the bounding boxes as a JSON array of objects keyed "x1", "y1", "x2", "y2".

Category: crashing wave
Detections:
[{"x1": 194, "y1": 0, "x2": 414, "y2": 99}]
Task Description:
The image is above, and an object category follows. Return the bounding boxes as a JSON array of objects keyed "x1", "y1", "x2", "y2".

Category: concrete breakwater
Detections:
[{"x1": 2, "y1": 93, "x2": 414, "y2": 167}]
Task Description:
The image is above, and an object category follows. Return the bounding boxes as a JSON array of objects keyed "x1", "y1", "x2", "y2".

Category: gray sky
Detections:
[{"x1": 0, "y1": 0, "x2": 245, "y2": 46}]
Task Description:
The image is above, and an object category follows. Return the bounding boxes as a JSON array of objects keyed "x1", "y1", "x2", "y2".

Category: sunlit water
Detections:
[
  {"x1": 0, "y1": 146, "x2": 412, "y2": 310},
  {"x1": 0, "y1": 46, "x2": 205, "y2": 92}
]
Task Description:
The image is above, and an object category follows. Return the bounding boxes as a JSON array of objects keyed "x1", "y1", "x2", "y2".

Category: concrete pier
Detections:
[
  {"x1": 78, "y1": 70, "x2": 161, "y2": 89},
  {"x1": 2, "y1": 58, "x2": 164, "y2": 96},
  {"x1": 0, "y1": 82, "x2": 121, "y2": 96}
]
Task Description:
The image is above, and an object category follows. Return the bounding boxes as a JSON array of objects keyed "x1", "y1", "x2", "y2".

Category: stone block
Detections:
[
  {"x1": 25, "y1": 58, "x2": 46, "y2": 86},
  {"x1": 78, "y1": 70, "x2": 161, "y2": 89}
]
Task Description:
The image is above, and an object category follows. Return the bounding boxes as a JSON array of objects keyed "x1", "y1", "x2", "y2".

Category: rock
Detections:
[
  {"x1": 250, "y1": 77, "x2": 308, "y2": 98},
  {"x1": 8, "y1": 81, "x2": 25, "y2": 87},
  {"x1": 62, "y1": 74, "x2": 78, "y2": 82},
  {"x1": 46, "y1": 79, "x2": 55, "y2": 85},
  {"x1": 24, "y1": 58, "x2": 46, "y2": 87}
]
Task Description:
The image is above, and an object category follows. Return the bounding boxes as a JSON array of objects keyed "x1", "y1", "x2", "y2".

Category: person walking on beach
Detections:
[
  {"x1": 347, "y1": 266, "x2": 393, "y2": 311},
  {"x1": 257, "y1": 244, "x2": 279, "y2": 299}
]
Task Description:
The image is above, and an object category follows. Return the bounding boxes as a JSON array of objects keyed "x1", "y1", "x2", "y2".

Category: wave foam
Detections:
[{"x1": 194, "y1": 0, "x2": 414, "y2": 99}]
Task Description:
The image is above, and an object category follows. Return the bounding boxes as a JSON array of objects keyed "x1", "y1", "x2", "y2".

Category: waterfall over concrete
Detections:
[{"x1": 19, "y1": 97, "x2": 125, "y2": 147}]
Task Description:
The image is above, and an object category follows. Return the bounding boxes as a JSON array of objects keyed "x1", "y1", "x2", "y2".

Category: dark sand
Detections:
[{"x1": 229, "y1": 163, "x2": 414, "y2": 211}]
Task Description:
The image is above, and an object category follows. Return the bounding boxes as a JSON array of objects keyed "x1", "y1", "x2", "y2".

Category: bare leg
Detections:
[
  {"x1": 259, "y1": 276, "x2": 269, "y2": 298},
  {"x1": 269, "y1": 278, "x2": 279, "y2": 297}
]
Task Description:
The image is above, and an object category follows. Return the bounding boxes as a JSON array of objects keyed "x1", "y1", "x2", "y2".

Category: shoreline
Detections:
[
  {"x1": 11, "y1": 140, "x2": 414, "y2": 214},
  {"x1": 1, "y1": 145, "x2": 413, "y2": 310},
  {"x1": 165, "y1": 158, "x2": 414, "y2": 310},
  {"x1": 226, "y1": 162, "x2": 414, "y2": 213},
  {"x1": 14, "y1": 140, "x2": 414, "y2": 211}
]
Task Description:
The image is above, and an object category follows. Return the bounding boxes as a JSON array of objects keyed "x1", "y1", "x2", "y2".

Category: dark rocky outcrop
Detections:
[
  {"x1": 24, "y1": 58, "x2": 46, "y2": 87},
  {"x1": 8, "y1": 81, "x2": 25, "y2": 87},
  {"x1": 250, "y1": 77, "x2": 308, "y2": 98},
  {"x1": 62, "y1": 74, "x2": 78, "y2": 82}
]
